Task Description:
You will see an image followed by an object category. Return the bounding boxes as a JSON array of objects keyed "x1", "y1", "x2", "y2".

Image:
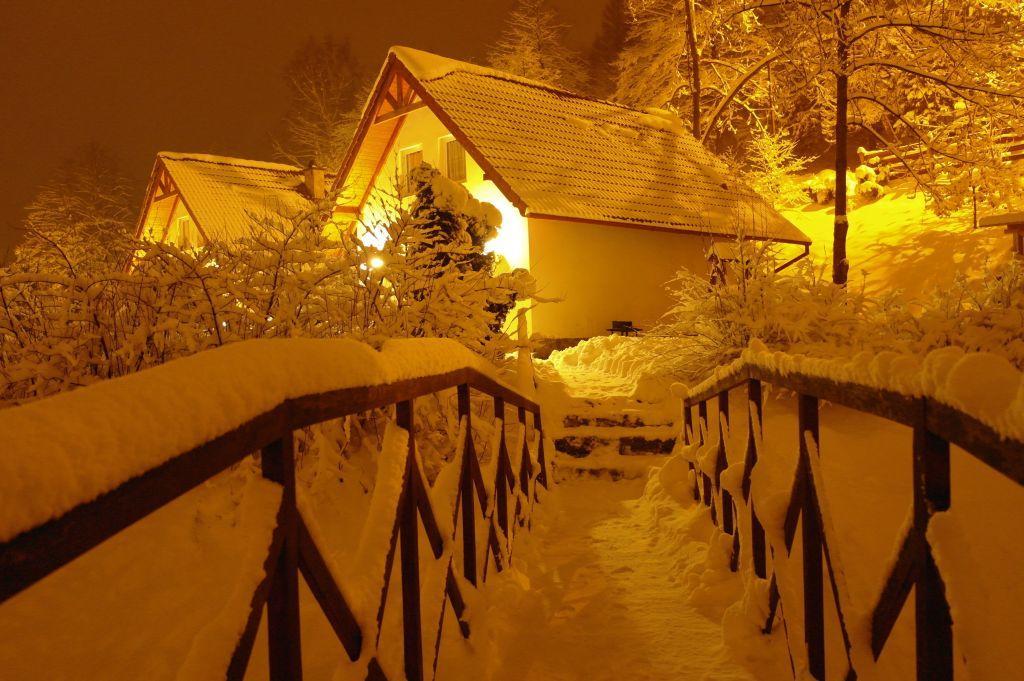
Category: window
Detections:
[
  {"x1": 402, "y1": 147, "x2": 423, "y2": 195},
  {"x1": 175, "y1": 215, "x2": 200, "y2": 249},
  {"x1": 443, "y1": 137, "x2": 467, "y2": 182}
]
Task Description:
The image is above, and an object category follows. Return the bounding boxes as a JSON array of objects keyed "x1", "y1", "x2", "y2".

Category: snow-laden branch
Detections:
[{"x1": 853, "y1": 60, "x2": 1024, "y2": 99}]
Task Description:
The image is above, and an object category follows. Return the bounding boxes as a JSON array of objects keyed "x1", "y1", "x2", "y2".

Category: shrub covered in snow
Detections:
[
  {"x1": 0, "y1": 169, "x2": 533, "y2": 405},
  {"x1": 908, "y1": 258, "x2": 1024, "y2": 369},
  {"x1": 740, "y1": 129, "x2": 809, "y2": 208},
  {"x1": 653, "y1": 234, "x2": 883, "y2": 381},
  {"x1": 628, "y1": 235, "x2": 1024, "y2": 385}
]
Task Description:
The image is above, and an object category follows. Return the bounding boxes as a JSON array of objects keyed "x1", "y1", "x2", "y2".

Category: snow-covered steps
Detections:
[{"x1": 543, "y1": 393, "x2": 679, "y2": 479}]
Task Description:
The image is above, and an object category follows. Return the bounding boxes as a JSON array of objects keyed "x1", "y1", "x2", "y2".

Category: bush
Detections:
[
  {"x1": 652, "y1": 234, "x2": 1024, "y2": 384},
  {"x1": 0, "y1": 167, "x2": 534, "y2": 405},
  {"x1": 741, "y1": 129, "x2": 810, "y2": 208},
  {"x1": 653, "y1": 233, "x2": 882, "y2": 381},
  {"x1": 910, "y1": 259, "x2": 1024, "y2": 369}
]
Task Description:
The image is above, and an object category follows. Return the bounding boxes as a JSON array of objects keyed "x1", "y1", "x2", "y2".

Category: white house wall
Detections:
[{"x1": 527, "y1": 217, "x2": 711, "y2": 340}]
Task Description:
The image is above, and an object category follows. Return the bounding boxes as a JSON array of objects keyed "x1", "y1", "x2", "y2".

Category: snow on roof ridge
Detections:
[
  {"x1": 159, "y1": 152, "x2": 304, "y2": 174},
  {"x1": 388, "y1": 45, "x2": 642, "y2": 116},
  {"x1": 0, "y1": 337, "x2": 507, "y2": 543}
]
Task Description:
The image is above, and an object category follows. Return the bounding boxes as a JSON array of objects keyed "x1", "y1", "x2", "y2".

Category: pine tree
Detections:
[
  {"x1": 489, "y1": 0, "x2": 588, "y2": 92},
  {"x1": 15, "y1": 144, "x2": 135, "y2": 275},
  {"x1": 277, "y1": 36, "x2": 364, "y2": 170},
  {"x1": 588, "y1": 0, "x2": 629, "y2": 98}
]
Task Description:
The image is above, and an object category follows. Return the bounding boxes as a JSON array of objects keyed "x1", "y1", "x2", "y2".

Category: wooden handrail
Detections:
[
  {"x1": 678, "y1": 359, "x2": 1022, "y2": 681},
  {"x1": 0, "y1": 358, "x2": 548, "y2": 681},
  {"x1": 683, "y1": 362, "x2": 1023, "y2": 484}
]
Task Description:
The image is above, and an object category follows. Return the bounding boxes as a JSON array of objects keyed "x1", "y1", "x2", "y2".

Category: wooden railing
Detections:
[
  {"x1": 0, "y1": 364, "x2": 548, "y2": 681},
  {"x1": 679, "y1": 362, "x2": 1023, "y2": 681}
]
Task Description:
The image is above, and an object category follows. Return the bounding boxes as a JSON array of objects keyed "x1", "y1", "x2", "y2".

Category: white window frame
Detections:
[
  {"x1": 400, "y1": 144, "x2": 424, "y2": 195},
  {"x1": 439, "y1": 134, "x2": 467, "y2": 182}
]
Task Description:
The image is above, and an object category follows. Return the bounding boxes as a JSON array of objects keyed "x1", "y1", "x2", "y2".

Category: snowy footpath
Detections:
[{"x1": 443, "y1": 474, "x2": 789, "y2": 681}]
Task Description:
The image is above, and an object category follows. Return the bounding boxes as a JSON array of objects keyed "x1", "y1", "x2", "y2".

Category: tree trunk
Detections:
[
  {"x1": 683, "y1": 0, "x2": 701, "y2": 139},
  {"x1": 832, "y1": 0, "x2": 852, "y2": 285}
]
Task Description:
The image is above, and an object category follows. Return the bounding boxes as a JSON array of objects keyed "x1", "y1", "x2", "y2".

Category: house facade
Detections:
[{"x1": 335, "y1": 47, "x2": 811, "y2": 341}]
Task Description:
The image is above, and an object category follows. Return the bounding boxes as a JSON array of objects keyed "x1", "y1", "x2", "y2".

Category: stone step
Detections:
[
  {"x1": 553, "y1": 433, "x2": 676, "y2": 458},
  {"x1": 562, "y1": 413, "x2": 673, "y2": 429}
]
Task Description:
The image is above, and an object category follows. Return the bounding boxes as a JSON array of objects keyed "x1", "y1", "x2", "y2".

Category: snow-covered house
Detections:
[
  {"x1": 334, "y1": 46, "x2": 812, "y2": 341},
  {"x1": 135, "y1": 152, "x2": 329, "y2": 247}
]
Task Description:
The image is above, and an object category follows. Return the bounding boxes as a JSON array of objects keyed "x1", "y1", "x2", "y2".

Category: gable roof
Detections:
[
  {"x1": 137, "y1": 152, "x2": 328, "y2": 243},
  {"x1": 336, "y1": 47, "x2": 810, "y2": 246}
]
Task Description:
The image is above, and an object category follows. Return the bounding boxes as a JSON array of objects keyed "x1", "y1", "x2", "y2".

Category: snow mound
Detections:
[{"x1": 542, "y1": 334, "x2": 685, "y2": 403}]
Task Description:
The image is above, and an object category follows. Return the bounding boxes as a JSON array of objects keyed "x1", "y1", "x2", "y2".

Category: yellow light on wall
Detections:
[{"x1": 471, "y1": 180, "x2": 530, "y2": 271}]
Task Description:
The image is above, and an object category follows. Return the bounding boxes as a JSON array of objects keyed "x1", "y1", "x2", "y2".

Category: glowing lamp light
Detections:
[{"x1": 471, "y1": 181, "x2": 530, "y2": 271}]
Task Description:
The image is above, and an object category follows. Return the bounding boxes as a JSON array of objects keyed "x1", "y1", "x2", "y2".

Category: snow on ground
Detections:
[
  {"x1": 0, "y1": 464, "x2": 282, "y2": 680},
  {"x1": 782, "y1": 183, "x2": 1013, "y2": 300},
  {"x1": 436, "y1": 475, "x2": 790, "y2": 681}
]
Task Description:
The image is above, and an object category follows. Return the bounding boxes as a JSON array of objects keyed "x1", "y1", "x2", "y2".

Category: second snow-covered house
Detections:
[
  {"x1": 334, "y1": 46, "x2": 811, "y2": 341},
  {"x1": 135, "y1": 152, "x2": 330, "y2": 247}
]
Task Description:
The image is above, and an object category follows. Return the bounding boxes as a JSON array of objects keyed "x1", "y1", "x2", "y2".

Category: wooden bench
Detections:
[
  {"x1": 608, "y1": 320, "x2": 641, "y2": 336},
  {"x1": 978, "y1": 211, "x2": 1024, "y2": 256}
]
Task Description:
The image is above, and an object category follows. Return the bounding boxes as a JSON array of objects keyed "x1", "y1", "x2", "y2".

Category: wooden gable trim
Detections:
[
  {"x1": 333, "y1": 54, "x2": 403, "y2": 194},
  {"x1": 354, "y1": 116, "x2": 407, "y2": 215},
  {"x1": 332, "y1": 53, "x2": 531, "y2": 222},
  {"x1": 133, "y1": 160, "x2": 182, "y2": 241},
  {"x1": 163, "y1": 168, "x2": 213, "y2": 246},
  {"x1": 134, "y1": 158, "x2": 212, "y2": 246},
  {"x1": 391, "y1": 59, "x2": 530, "y2": 216},
  {"x1": 374, "y1": 101, "x2": 426, "y2": 125}
]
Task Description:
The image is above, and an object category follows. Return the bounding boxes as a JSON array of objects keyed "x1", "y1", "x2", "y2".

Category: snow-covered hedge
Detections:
[
  {"x1": 653, "y1": 234, "x2": 1024, "y2": 383},
  {"x1": 0, "y1": 170, "x2": 534, "y2": 405}
]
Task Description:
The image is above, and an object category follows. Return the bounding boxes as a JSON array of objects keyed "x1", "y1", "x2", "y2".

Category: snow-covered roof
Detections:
[
  {"x1": 150, "y1": 153, "x2": 327, "y2": 242},
  {"x1": 338, "y1": 47, "x2": 810, "y2": 245}
]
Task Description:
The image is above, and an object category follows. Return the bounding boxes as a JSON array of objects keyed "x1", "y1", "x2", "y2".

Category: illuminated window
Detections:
[
  {"x1": 402, "y1": 147, "x2": 423, "y2": 195},
  {"x1": 443, "y1": 137, "x2": 466, "y2": 182},
  {"x1": 176, "y1": 215, "x2": 197, "y2": 249}
]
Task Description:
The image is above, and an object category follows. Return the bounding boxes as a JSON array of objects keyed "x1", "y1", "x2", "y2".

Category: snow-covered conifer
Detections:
[
  {"x1": 489, "y1": 0, "x2": 588, "y2": 92},
  {"x1": 14, "y1": 145, "x2": 135, "y2": 275},
  {"x1": 276, "y1": 36, "x2": 365, "y2": 170}
]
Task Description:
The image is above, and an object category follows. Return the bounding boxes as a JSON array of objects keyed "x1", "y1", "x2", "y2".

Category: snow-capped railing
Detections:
[
  {"x1": 0, "y1": 338, "x2": 548, "y2": 681},
  {"x1": 676, "y1": 346, "x2": 1023, "y2": 681}
]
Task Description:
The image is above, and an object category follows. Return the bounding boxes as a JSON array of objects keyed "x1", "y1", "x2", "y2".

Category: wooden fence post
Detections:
[
  {"x1": 494, "y1": 397, "x2": 509, "y2": 540},
  {"x1": 684, "y1": 404, "x2": 699, "y2": 501},
  {"x1": 535, "y1": 412, "x2": 548, "y2": 489},
  {"x1": 799, "y1": 394, "x2": 825, "y2": 679},
  {"x1": 261, "y1": 432, "x2": 303, "y2": 681},
  {"x1": 745, "y1": 379, "x2": 767, "y2": 579},
  {"x1": 457, "y1": 385, "x2": 477, "y2": 587},
  {"x1": 913, "y1": 425, "x2": 952, "y2": 681},
  {"x1": 718, "y1": 391, "x2": 733, "y2": 535},
  {"x1": 396, "y1": 400, "x2": 423, "y2": 681},
  {"x1": 699, "y1": 401, "x2": 712, "y2": 511}
]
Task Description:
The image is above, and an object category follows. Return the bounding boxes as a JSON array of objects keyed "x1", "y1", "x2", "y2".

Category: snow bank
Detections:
[
  {"x1": 0, "y1": 337, "x2": 502, "y2": 543},
  {"x1": 0, "y1": 466, "x2": 282, "y2": 680},
  {"x1": 685, "y1": 340, "x2": 1024, "y2": 442}
]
